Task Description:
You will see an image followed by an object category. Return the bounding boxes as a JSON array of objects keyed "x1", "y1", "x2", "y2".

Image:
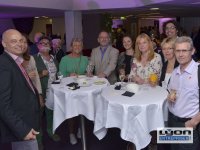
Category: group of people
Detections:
[{"x1": 0, "y1": 19, "x2": 200, "y2": 150}]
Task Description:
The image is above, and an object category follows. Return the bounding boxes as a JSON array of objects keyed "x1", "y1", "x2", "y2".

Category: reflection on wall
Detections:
[
  {"x1": 112, "y1": 19, "x2": 123, "y2": 28},
  {"x1": 0, "y1": 19, "x2": 15, "y2": 37},
  {"x1": 29, "y1": 17, "x2": 65, "y2": 42},
  {"x1": 158, "y1": 18, "x2": 175, "y2": 34}
]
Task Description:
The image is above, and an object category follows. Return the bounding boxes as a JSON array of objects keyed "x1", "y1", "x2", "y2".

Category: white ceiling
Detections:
[{"x1": 0, "y1": 0, "x2": 200, "y2": 19}]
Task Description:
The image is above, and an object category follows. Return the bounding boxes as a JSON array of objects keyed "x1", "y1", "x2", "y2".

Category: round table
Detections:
[
  {"x1": 94, "y1": 84, "x2": 168, "y2": 150},
  {"x1": 46, "y1": 76, "x2": 109, "y2": 150}
]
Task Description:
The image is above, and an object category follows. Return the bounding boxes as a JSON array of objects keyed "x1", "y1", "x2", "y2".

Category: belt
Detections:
[{"x1": 169, "y1": 111, "x2": 191, "y2": 122}]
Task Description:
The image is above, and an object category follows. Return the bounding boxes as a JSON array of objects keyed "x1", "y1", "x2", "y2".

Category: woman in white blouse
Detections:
[{"x1": 129, "y1": 33, "x2": 162, "y2": 85}]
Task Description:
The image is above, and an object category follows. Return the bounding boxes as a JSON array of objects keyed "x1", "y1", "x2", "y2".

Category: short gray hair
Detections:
[{"x1": 175, "y1": 36, "x2": 194, "y2": 50}]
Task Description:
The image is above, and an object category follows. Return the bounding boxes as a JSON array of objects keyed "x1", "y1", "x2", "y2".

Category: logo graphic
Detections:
[{"x1": 157, "y1": 127, "x2": 193, "y2": 143}]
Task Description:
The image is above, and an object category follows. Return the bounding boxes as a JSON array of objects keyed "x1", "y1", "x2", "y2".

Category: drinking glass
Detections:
[
  {"x1": 86, "y1": 64, "x2": 94, "y2": 76},
  {"x1": 128, "y1": 75, "x2": 133, "y2": 83},
  {"x1": 119, "y1": 73, "x2": 125, "y2": 86},
  {"x1": 57, "y1": 72, "x2": 63, "y2": 82}
]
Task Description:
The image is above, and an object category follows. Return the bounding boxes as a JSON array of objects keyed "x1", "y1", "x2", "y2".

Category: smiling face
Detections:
[
  {"x1": 123, "y1": 36, "x2": 133, "y2": 50},
  {"x1": 22, "y1": 36, "x2": 28, "y2": 53},
  {"x1": 2, "y1": 29, "x2": 23, "y2": 56},
  {"x1": 175, "y1": 42, "x2": 194, "y2": 69},
  {"x1": 97, "y1": 31, "x2": 110, "y2": 47},
  {"x1": 165, "y1": 23, "x2": 178, "y2": 38},
  {"x1": 162, "y1": 43, "x2": 175, "y2": 60},
  {"x1": 137, "y1": 38, "x2": 149, "y2": 53},
  {"x1": 71, "y1": 41, "x2": 83, "y2": 54},
  {"x1": 37, "y1": 38, "x2": 51, "y2": 52}
]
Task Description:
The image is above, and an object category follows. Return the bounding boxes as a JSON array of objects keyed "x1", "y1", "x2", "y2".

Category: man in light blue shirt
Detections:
[{"x1": 167, "y1": 36, "x2": 200, "y2": 150}]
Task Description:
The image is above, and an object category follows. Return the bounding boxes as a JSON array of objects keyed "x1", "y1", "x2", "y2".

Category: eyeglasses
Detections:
[
  {"x1": 165, "y1": 26, "x2": 176, "y2": 30},
  {"x1": 175, "y1": 49, "x2": 192, "y2": 53}
]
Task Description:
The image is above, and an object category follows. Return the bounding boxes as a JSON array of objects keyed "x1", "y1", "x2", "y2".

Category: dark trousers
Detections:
[{"x1": 168, "y1": 112, "x2": 200, "y2": 150}]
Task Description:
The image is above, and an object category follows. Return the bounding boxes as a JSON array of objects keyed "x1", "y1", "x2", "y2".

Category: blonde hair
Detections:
[
  {"x1": 161, "y1": 37, "x2": 175, "y2": 49},
  {"x1": 70, "y1": 37, "x2": 83, "y2": 46},
  {"x1": 134, "y1": 33, "x2": 154, "y2": 61}
]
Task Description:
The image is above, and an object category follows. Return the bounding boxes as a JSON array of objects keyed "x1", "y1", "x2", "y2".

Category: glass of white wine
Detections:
[
  {"x1": 57, "y1": 72, "x2": 63, "y2": 82},
  {"x1": 119, "y1": 71, "x2": 125, "y2": 86},
  {"x1": 86, "y1": 64, "x2": 94, "y2": 77}
]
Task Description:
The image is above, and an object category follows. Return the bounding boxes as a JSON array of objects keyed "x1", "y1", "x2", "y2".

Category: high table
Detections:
[
  {"x1": 46, "y1": 76, "x2": 109, "y2": 150},
  {"x1": 93, "y1": 84, "x2": 168, "y2": 150}
]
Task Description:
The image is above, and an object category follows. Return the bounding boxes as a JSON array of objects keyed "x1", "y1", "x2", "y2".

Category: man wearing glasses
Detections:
[
  {"x1": 167, "y1": 36, "x2": 200, "y2": 150},
  {"x1": 87, "y1": 30, "x2": 119, "y2": 84}
]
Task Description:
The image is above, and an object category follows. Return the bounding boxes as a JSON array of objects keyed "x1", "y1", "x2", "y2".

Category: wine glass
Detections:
[
  {"x1": 86, "y1": 64, "x2": 94, "y2": 77},
  {"x1": 57, "y1": 72, "x2": 63, "y2": 82},
  {"x1": 119, "y1": 69, "x2": 125, "y2": 85},
  {"x1": 128, "y1": 75, "x2": 133, "y2": 83}
]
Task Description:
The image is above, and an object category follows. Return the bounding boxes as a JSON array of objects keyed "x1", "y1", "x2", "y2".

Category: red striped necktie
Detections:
[{"x1": 17, "y1": 62, "x2": 36, "y2": 94}]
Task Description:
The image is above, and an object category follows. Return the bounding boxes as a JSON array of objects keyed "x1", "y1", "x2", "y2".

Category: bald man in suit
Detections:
[
  {"x1": 88, "y1": 31, "x2": 119, "y2": 84},
  {"x1": 0, "y1": 29, "x2": 40, "y2": 150}
]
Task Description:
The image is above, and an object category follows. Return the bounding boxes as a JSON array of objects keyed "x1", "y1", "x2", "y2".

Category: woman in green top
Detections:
[
  {"x1": 59, "y1": 38, "x2": 88, "y2": 77},
  {"x1": 59, "y1": 38, "x2": 88, "y2": 145}
]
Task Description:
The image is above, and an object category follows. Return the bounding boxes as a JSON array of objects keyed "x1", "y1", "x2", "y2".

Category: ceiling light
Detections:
[
  {"x1": 150, "y1": 8, "x2": 159, "y2": 10},
  {"x1": 120, "y1": 16, "x2": 126, "y2": 20},
  {"x1": 42, "y1": 16, "x2": 49, "y2": 18},
  {"x1": 34, "y1": 17, "x2": 39, "y2": 19}
]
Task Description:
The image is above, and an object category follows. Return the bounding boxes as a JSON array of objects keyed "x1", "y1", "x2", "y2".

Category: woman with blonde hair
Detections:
[
  {"x1": 159, "y1": 37, "x2": 179, "y2": 88},
  {"x1": 59, "y1": 37, "x2": 88, "y2": 145},
  {"x1": 129, "y1": 33, "x2": 162, "y2": 85}
]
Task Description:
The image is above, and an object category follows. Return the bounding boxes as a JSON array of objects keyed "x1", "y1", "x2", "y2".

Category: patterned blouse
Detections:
[
  {"x1": 129, "y1": 53, "x2": 162, "y2": 80},
  {"x1": 40, "y1": 54, "x2": 57, "y2": 88}
]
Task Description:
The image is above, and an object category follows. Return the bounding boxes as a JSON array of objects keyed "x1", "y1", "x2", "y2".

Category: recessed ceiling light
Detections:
[
  {"x1": 34, "y1": 17, "x2": 39, "y2": 18},
  {"x1": 120, "y1": 16, "x2": 126, "y2": 20},
  {"x1": 42, "y1": 16, "x2": 49, "y2": 18},
  {"x1": 150, "y1": 8, "x2": 159, "y2": 10}
]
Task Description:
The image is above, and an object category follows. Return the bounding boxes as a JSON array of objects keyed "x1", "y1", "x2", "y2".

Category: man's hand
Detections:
[
  {"x1": 167, "y1": 90, "x2": 177, "y2": 102},
  {"x1": 97, "y1": 72, "x2": 106, "y2": 78},
  {"x1": 39, "y1": 95, "x2": 45, "y2": 107},
  {"x1": 185, "y1": 113, "x2": 200, "y2": 129},
  {"x1": 24, "y1": 129, "x2": 39, "y2": 140}
]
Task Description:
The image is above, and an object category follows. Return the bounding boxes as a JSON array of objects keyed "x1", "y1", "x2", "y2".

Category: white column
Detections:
[{"x1": 64, "y1": 11, "x2": 83, "y2": 51}]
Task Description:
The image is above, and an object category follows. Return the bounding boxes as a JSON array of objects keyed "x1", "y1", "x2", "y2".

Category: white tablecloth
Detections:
[
  {"x1": 93, "y1": 85, "x2": 168, "y2": 150},
  {"x1": 46, "y1": 76, "x2": 109, "y2": 132}
]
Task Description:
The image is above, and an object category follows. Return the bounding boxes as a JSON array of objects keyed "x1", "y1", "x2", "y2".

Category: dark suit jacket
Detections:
[
  {"x1": 0, "y1": 52, "x2": 40, "y2": 143},
  {"x1": 159, "y1": 60, "x2": 179, "y2": 86}
]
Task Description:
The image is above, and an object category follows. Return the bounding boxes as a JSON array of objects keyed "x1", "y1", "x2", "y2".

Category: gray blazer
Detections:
[{"x1": 90, "y1": 45, "x2": 119, "y2": 84}]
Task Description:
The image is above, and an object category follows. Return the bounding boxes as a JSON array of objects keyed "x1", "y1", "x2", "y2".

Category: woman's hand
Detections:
[
  {"x1": 134, "y1": 76, "x2": 145, "y2": 84},
  {"x1": 42, "y1": 70, "x2": 49, "y2": 77},
  {"x1": 86, "y1": 72, "x2": 93, "y2": 77},
  {"x1": 69, "y1": 73, "x2": 78, "y2": 77}
]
